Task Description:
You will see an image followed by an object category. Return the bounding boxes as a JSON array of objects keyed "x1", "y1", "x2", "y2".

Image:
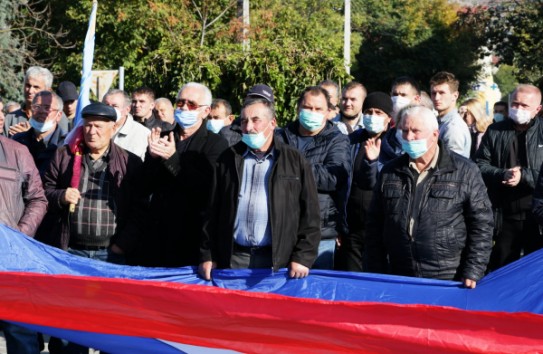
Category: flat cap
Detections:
[
  {"x1": 57, "y1": 81, "x2": 79, "y2": 102},
  {"x1": 81, "y1": 102, "x2": 117, "y2": 122}
]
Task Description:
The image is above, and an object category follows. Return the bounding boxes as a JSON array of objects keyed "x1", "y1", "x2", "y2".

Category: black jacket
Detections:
[
  {"x1": 200, "y1": 139, "x2": 321, "y2": 270},
  {"x1": 278, "y1": 120, "x2": 351, "y2": 238},
  {"x1": 366, "y1": 142, "x2": 494, "y2": 281},
  {"x1": 475, "y1": 118, "x2": 543, "y2": 211},
  {"x1": 138, "y1": 123, "x2": 228, "y2": 267},
  {"x1": 219, "y1": 118, "x2": 242, "y2": 147},
  {"x1": 13, "y1": 126, "x2": 67, "y2": 179}
]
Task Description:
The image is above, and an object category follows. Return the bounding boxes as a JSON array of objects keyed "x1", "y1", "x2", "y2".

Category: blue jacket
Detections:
[{"x1": 278, "y1": 120, "x2": 351, "y2": 238}]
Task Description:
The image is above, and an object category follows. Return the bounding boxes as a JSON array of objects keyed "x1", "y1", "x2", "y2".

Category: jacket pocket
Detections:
[
  {"x1": 427, "y1": 183, "x2": 458, "y2": 214},
  {"x1": 382, "y1": 184, "x2": 403, "y2": 214}
]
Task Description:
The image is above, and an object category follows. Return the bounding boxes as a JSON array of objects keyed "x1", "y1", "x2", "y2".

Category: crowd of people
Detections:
[{"x1": 1, "y1": 65, "x2": 543, "y2": 353}]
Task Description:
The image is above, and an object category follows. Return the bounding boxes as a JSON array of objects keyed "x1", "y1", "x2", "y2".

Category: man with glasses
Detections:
[
  {"x1": 136, "y1": 82, "x2": 228, "y2": 267},
  {"x1": 13, "y1": 91, "x2": 67, "y2": 177},
  {"x1": 4, "y1": 66, "x2": 70, "y2": 137}
]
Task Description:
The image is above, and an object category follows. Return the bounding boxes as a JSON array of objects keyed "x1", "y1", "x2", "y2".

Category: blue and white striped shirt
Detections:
[{"x1": 233, "y1": 148, "x2": 275, "y2": 247}]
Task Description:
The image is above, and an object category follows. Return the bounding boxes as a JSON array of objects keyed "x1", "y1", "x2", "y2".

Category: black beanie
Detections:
[{"x1": 362, "y1": 92, "x2": 393, "y2": 117}]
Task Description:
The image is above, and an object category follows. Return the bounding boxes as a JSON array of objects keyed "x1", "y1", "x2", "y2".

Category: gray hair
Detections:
[
  {"x1": 33, "y1": 90, "x2": 63, "y2": 112},
  {"x1": 401, "y1": 105, "x2": 438, "y2": 131},
  {"x1": 177, "y1": 82, "x2": 212, "y2": 106},
  {"x1": 241, "y1": 98, "x2": 275, "y2": 121},
  {"x1": 25, "y1": 66, "x2": 54, "y2": 89},
  {"x1": 155, "y1": 97, "x2": 173, "y2": 109},
  {"x1": 104, "y1": 89, "x2": 131, "y2": 108}
]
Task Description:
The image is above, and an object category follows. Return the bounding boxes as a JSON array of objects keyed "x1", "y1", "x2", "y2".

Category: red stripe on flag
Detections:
[{"x1": 0, "y1": 272, "x2": 542, "y2": 353}]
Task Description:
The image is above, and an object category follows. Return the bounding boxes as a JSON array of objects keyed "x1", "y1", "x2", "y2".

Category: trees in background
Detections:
[{"x1": 3, "y1": 0, "x2": 542, "y2": 122}]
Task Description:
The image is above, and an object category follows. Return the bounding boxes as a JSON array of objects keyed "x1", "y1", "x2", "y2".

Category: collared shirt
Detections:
[
  {"x1": 233, "y1": 147, "x2": 275, "y2": 247},
  {"x1": 408, "y1": 145, "x2": 440, "y2": 236},
  {"x1": 70, "y1": 147, "x2": 117, "y2": 247},
  {"x1": 332, "y1": 113, "x2": 363, "y2": 135},
  {"x1": 113, "y1": 114, "x2": 151, "y2": 161},
  {"x1": 438, "y1": 109, "x2": 471, "y2": 158}
]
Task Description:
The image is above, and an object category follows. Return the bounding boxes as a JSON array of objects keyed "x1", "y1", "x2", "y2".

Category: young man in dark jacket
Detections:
[
  {"x1": 277, "y1": 86, "x2": 351, "y2": 270},
  {"x1": 199, "y1": 98, "x2": 321, "y2": 280},
  {"x1": 366, "y1": 106, "x2": 493, "y2": 288},
  {"x1": 476, "y1": 84, "x2": 543, "y2": 271}
]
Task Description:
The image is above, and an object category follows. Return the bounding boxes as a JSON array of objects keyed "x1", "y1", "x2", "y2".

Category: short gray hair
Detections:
[
  {"x1": 155, "y1": 97, "x2": 173, "y2": 109},
  {"x1": 401, "y1": 105, "x2": 438, "y2": 131},
  {"x1": 103, "y1": 89, "x2": 131, "y2": 108},
  {"x1": 241, "y1": 98, "x2": 275, "y2": 122},
  {"x1": 177, "y1": 82, "x2": 212, "y2": 106},
  {"x1": 25, "y1": 66, "x2": 54, "y2": 89}
]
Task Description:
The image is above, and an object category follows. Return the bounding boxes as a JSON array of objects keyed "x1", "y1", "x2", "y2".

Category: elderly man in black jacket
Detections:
[
  {"x1": 366, "y1": 106, "x2": 493, "y2": 288},
  {"x1": 138, "y1": 82, "x2": 228, "y2": 267},
  {"x1": 199, "y1": 98, "x2": 321, "y2": 280}
]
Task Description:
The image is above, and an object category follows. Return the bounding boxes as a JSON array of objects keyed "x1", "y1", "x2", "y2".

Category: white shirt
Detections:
[{"x1": 113, "y1": 114, "x2": 151, "y2": 161}]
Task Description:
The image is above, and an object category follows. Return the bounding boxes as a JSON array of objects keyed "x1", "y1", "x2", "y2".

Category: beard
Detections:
[{"x1": 341, "y1": 112, "x2": 359, "y2": 121}]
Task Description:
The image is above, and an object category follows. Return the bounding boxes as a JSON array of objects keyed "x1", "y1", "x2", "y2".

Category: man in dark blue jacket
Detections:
[{"x1": 278, "y1": 86, "x2": 351, "y2": 269}]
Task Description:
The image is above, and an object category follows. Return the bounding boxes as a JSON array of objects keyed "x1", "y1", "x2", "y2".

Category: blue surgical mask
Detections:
[
  {"x1": 29, "y1": 117, "x2": 55, "y2": 133},
  {"x1": 242, "y1": 123, "x2": 272, "y2": 150},
  {"x1": 363, "y1": 114, "x2": 387, "y2": 134},
  {"x1": 401, "y1": 138, "x2": 428, "y2": 159},
  {"x1": 206, "y1": 119, "x2": 225, "y2": 134},
  {"x1": 493, "y1": 113, "x2": 505, "y2": 122},
  {"x1": 299, "y1": 109, "x2": 324, "y2": 132},
  {"x1": 174, "y1": 109, "x2": 199, "y2": 129}
]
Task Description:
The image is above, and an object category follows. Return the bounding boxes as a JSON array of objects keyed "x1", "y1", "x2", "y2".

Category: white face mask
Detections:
[
  {"x1": 29, "y1": 117, "x2": 55, "y2": 133},
  {"x1": 206, "y1": 119, "x2": 225, "y2": 134},
  {"x1": 509, "y1": 108, "x2": 532, "y2": 125},
  {"x1": 391, "y1": 96, "x2": 411, "y2": 114}
]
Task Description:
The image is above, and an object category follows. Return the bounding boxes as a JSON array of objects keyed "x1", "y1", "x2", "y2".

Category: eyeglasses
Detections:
[
  {"x1": 31, "y1": 104, "x2": 58, "y2": 112},
  {"x1": 176, "y1": 99, "x2": 207, "y2": 111}
]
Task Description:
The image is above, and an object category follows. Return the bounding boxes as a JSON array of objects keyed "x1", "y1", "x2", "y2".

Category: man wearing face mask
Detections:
[
  {"x1": 337, "y1": 92, "x2": 393, "y2": 272},
  {"x1": 199, "y1": 98, "x2": 321, "y2": 280},
  {"x1": 493, "y1": 101, "x2": 508, "y2": 123},
  {"x1": 13, "y1": 91, "x2": 67, "y2": 177},
  {"x1": 378, "y1": 77, "x2": 423, "y2": 170},
  {"x1": 476, "y1": 84, "x2": 543, "y2": 271},
  {"x1": 277, "y1": 86, "x2": 351, "y2": 270},
  {"x1": 206, "y1": 98, "x2": 235, "y2": 134},
  {"x1": 366, "y1": 106, "x2": 493, "y2": 288},
  {"x1": 137, "y1": 82, "x2": 228, "y2": 267}
]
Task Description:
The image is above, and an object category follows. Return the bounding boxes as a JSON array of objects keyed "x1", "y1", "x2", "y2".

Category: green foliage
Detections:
[
  {"x1": 484, "y1": 0, "x2": 543, "y2": 85},
  {"x1": 0, "y1": 0, "x2": 24, "y2": 101},
  {"x1": 352, "y1": 0, "x2": 486, "y2": 94},
  {"x1": 43, "y1": 0, "x2": 350, "y2": 125},
  {"x1": 494, "y1": 64, "x2": 518, "y2": 99}
]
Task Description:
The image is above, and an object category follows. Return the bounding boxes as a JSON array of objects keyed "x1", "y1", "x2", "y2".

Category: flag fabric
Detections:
[
  {"x1": 0, "y1": 224, "x2": 542, "y2": 353},
  {"x1": 65, "y1": 0, "x2": 98, "y2": 146}
]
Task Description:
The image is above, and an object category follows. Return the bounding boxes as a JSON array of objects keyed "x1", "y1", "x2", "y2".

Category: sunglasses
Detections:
[{"x1": 176, "y1": 99, "x2": 207, "y2": 111}]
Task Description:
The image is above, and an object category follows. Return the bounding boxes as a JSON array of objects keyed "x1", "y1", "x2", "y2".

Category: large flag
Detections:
[
  {"x1": 65, "y1": 0, "x2": 98, "y2": 148},
  {"x1": 74, "y1": 0, "x2": 98, "y2": 127},
  {"x1": 0, "y1": 224, "x2": 542, "y2": 353}
]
